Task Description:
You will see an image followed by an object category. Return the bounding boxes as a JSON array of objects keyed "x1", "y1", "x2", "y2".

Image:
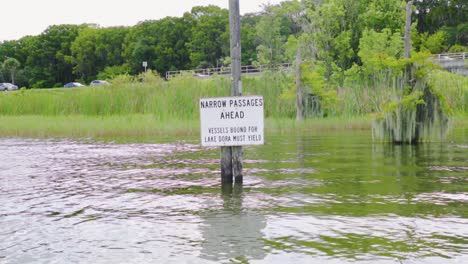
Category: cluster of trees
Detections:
[{"x1": 0, "y1": 0, "x2": 466, "y2": 88}]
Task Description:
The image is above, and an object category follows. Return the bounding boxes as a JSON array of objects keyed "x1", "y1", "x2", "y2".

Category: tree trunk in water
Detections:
[{"x1": 296, "y1": 48, "x2": 304, "y2": 121}]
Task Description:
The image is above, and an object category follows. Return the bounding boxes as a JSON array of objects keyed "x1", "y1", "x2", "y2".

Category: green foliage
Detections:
[
  {"x1": 123, "y1": 16, "x2": 192, "y2": 76},
  {"x1": 72, "y1": 27, "x2": 129, "y2": 82},
  {"x1": 240, "y1": 14, "x2": 260, "y2": 65},
  {"x1": 455, "y1": 23, "x2": 468, "y2": 45},
  {"x1": 186, "y1": 5, "x2": 229, "y2": 68},
  {"x1": 358, "y1": 29, "x2": 404, "y2": 73},
  {"x1": 350, "y1": 27, "x2": 408, "y2": 107},
  {"x1": 448, "y1": 44, "x2": 468, "y2": 53},
  {"x1": 414, "y1": 0, "x2": 467, "y2": 37},
  {"x1": 419, "y1": 31, "x2": 447, "y2": 53},
  {"x1": 254, "y1": 6, "x2": 286, "y2": 66},
  {"x1": 97, "y1": 65, "x2": 130, "y2": 80},
  {"x1": 2, "y1": 57, "x2": 21, "y2": 71},
  {"x1": 71, "y1": 27, "x2": 98, "y2": 79},
  {"x1": 427, "y1": 70, "x2": 468, "y2": 115},
  {"x1": 332, "y1": 30, "x2": 354, "y2": 71},
  {"x1": 284, "y1": 35, "x2": 299, "y2": 63},
  {"x1": 2, "y1": 57, "x2": 21, "y2": 84},
  {"x1": 382, "y1": 91, "x2": 425, "y2": 114},
  {"x1": 254, "y1": 1, "x2": 303, "y2": 67},
  {"x1": 282, "y1": 60, "x2": 340, "y2": 118},
  {"x1": 370, "y1": 54, "x2": 453, "y2": 144},
  {"x1": 359, "y1": 0, "x2": 405, "y2": 32},
  {"x1": 24, "y1": 24, "x2": 87, "y2": 87},
  {"x1": 301, "y1": 62, "x2": 327, "y2": 94},
  {"x1": 246, "y1": 72, "x2": 295, "y2": 118},
  {"x1": 305, "y1": 0, "x2": 350, "y2": 79}
]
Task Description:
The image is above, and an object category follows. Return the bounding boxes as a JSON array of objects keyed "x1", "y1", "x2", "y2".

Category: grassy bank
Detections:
[
  {"x1": 0, "y1": 71, "x2": 466, "y2": 139},
  {"x1": 0, "y1": 72, "x2": 294, "y2": 119},
  {"x1": 0, "y1": 115, "x2": 374, "y2": 139},
  {"x1": 1, "y1": 71, "x2": 466, "y2": 118},
  {"x1": 0, "y1": 115, "x2": 198, "y2": 140},
  {"x1": 2, "y1": 114, "x2": 466, "y2": 140}
]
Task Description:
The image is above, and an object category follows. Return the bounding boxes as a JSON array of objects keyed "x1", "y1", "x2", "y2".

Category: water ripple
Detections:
[{"x1": 1, "y1": 136, "x2": 467, "y2": 264}]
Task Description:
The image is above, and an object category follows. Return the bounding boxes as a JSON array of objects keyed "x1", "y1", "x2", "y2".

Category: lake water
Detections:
[{"x1": 1, "y1": 128, "x2": 467, "y2": 263}]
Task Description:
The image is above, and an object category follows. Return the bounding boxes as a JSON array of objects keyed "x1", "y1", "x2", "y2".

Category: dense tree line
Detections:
[{"x1": 0, "y1": 0, "x2": 466, "y2": 88}]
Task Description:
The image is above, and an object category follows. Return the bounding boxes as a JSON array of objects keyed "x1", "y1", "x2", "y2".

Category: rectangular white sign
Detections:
[{"x1": 200, "y1": 96, "x2": 264, "y2": 147}]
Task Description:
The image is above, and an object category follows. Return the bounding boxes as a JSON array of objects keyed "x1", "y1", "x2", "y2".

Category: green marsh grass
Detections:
[
  {"x1": 0, "y1": 72, "x2": 294, "y2": 119},
  {"x1": 1, "y1": 71, "x2": 465, "y2": 118},
  {"x1": 0, "y1": 115, "x2": 199, "y2": 140},
  {"x1": 428, "y1": 70, "x2": 468, "y2": 115},
  {"x1": 0, "y1": 115, "x2": 372, "y2": 139},
  {"x1": 0, "y1": 70, "x2": 465, "y2": 139}
]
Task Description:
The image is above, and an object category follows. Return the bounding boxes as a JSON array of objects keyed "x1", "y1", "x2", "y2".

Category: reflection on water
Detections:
[
  {"x1": 0, "y1": 128, "x2": 467, "y2": 263},
  {"x1": 200, "y1": 184, "x2": 266, "y2": 262}
]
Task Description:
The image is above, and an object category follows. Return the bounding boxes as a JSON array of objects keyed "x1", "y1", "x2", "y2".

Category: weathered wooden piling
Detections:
[{"x1": 221, "y1": 0, "x2": 243, "y2": 183}]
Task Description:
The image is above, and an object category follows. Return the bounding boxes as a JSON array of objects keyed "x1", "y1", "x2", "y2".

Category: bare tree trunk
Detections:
[
  {"x1": 296, "y1": 47, "x2": 304, "y2": 121},
  {"x1": 404, "y1": 1, "x2": 413, "y2": 88},
  {"x1": 404, "y1": 1, "x2": 413, "y2": 60}
]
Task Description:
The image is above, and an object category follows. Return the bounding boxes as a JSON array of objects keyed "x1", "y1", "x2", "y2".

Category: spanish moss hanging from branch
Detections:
[
  {"x1": 372, "y1": 1, "x2": 451, "y2": 145},
  {"x1": 371, "y1": 50, "x2": 452, "y2": 144}
]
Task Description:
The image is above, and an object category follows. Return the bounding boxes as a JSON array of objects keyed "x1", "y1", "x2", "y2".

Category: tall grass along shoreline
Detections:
[
  {"x1": 0, "y1": 115, "x2": 374, "y2": 139},
  {"x1": 0, "y1": 71, "x2": 466, "y2": 139}
]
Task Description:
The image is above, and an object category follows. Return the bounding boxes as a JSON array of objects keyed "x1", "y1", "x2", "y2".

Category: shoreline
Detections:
[{"x1": 1, "y1": 114, "x2": 466, "y2": 141}]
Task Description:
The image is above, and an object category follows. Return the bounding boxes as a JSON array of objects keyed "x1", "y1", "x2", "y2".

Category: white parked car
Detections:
[
  {"x1": 64, "y1": 82, "x2": 85, "y2": 88},
  {"x1": 0, "y1": 82, "x2": 19, "y2": 91},
  {"x1": 90, "y1": 80, "x2": 110, "y2": 86}
]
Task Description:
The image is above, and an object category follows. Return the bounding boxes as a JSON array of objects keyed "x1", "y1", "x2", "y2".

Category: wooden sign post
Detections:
[
  {"x1": 227, "y1": 0, "x2": 242, "y2": 184},
  {"x1": 200, "y1": 1, "x2": 264, "y2": 185},
  {"x1": 200, "y1": 97, "x2": 264, "y2": 182}
]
